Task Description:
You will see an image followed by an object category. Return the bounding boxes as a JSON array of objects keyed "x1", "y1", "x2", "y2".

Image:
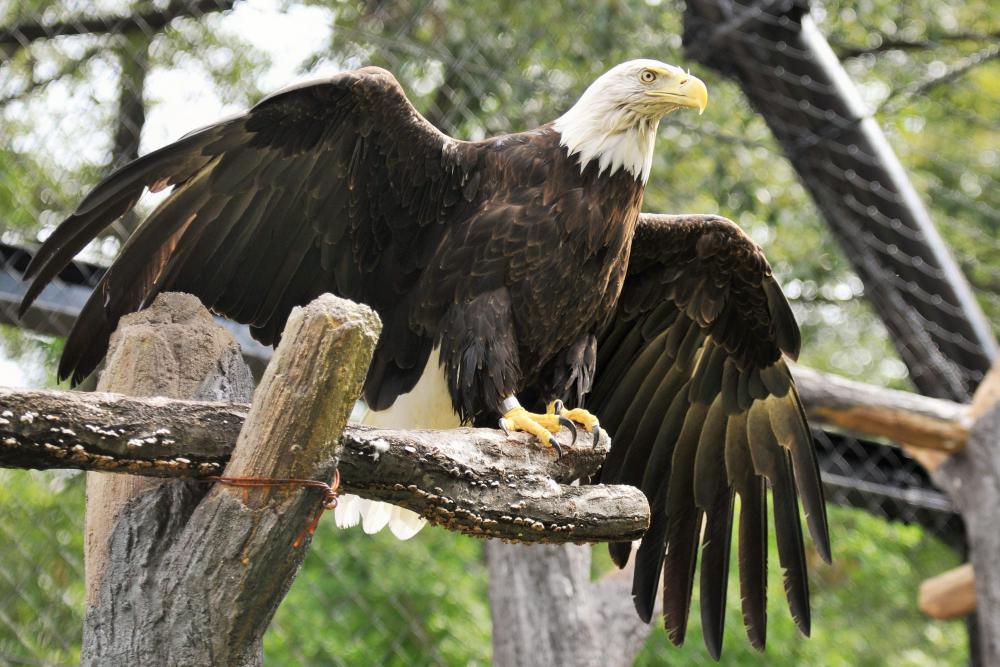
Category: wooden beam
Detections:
[{"x1": 792, "y1": 365, "x2": 971, "y2": 455}]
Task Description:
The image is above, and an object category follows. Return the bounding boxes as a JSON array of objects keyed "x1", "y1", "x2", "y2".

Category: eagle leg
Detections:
[
  {"x1": 548, "y1": 399, "x2": 602, "y2": 447},
  {"x1": 498, "y1": 397, "x2": 575, "y2": 458}
]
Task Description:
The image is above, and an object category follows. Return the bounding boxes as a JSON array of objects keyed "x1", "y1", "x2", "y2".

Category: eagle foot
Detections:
[
  {"x1": 547, "y1": 400, "x2": 602, "y2": 447},
  {"x1": 498, "y1": 404, "x2": 573, "y2": 459}
]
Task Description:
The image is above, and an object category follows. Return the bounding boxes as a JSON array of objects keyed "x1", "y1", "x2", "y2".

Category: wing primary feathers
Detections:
[
  {"x1": 661, "y1": 402, "x2": 709, "y2": 647},
  {"x1": 58, "y1": 170, "x2": 215, "y2": 382},
  {"x1": 747, "y1": 401, "x2": 810, "y2": 637},
  {"x1": 593, "y1": 214, "x2": 826, "y2": 657},
  {"x1": 19, "y1": 191, "x2": 141, "y2": 315},
  {"x1": 629, "y1": 381, "x2": 698, "y2": 620},
  {"x1": 609, "y1": 541, "x2": 633, "y2": 569},
  {"x1": 631, "y1": 480, "x2": 671, "y2": 622},
  {"x1": 770, "y1": 384, "x2": 831, "y2": 563},
  {"x1": 725, "y1": 411, "x2": 768, "y2": 651},
  {"x1": 612, "y1": 366, "x2": 687, "y2": 485},
  {"x1": 693, "y1": 396, "x2": 733, "y2": 660},
  {"x1": 738, "y1": 475, "x2": 768, "y2": 650},
  {"x1": 699, "y1": 487, "x2": 735, "y2": 660},
  {"x1": 19, "y1": 125, "x2": 231, "y2": 317}
]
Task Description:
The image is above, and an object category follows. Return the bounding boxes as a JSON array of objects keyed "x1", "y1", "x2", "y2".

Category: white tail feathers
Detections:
[
  {"x1": 334, "y1": 495, "x2": 427, "y2": 540},
  {"x1": 341, "y1": 347, "x2": 459, "y2": 540}
]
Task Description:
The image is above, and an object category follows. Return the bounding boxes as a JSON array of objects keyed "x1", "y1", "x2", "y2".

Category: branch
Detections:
[
  {"x1": 834, "y1": 30, "x2": 1000, "y2": 59},
  {"x1": 0, "y1": 386, "x2": 647, "y2": 543},
  {"x1": 0, "y1": 46, "x2": 102, "y2": 109},
  {"x1": 878, "y1": 44, "x2": 1000, "y2": 115},
  {"x1": 0, "y1": 0, "x2": 237, "y2": 52}
]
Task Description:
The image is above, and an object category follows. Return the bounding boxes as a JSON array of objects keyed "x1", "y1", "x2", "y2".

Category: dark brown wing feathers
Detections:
[
  {"x1": 20, "y1": 67, "x2": 483, "y2": 389},
  {"x1": 593, "y1": 213, "x2": 829, "y2": 659}
]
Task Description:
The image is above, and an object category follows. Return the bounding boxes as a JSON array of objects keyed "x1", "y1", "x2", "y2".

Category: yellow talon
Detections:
[
  {"x1": 499, "y1": 404, "x2": 566, "y2": 457},
  {"x1": 546, "y1": 400, "x2": 603, "y2": 446},
  {"x1": 500, "y1": 406, "x2": 561, "y2": 438}
]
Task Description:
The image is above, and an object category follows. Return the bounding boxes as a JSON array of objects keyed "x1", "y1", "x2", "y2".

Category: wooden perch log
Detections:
[
  {"x1": 792, "y1": 365, "x2": 972, "y2": 454},
  {"x1": 919, "y1": 563, "x2": 976, "y2": 620},
  {"x1": 487, "y1": 542, "x2": 653, "y2": 667},
  {"x1": 0, "y1": 389, "x2": 646, "y2": 543}
]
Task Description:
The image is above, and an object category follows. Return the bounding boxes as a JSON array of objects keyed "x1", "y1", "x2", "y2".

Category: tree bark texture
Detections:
[
  {"x1": 926, "y1": 363, "x2": 1000, "y2": 663},
  {"x1": 84, "y1": 292, "x2": 255, "y2": 606},
  {"x1": 487, "y1": 542, "x2": 652, "y2": 667},
  {"x1": 0, "y1": 389, "x2": 648, "y2": 543},
  {"x1": 80, "y1": 293, "x2": 378, "y2": 666}
]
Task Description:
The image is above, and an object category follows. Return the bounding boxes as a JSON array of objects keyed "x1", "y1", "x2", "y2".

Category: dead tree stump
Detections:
[
  {"x1": 84, "y1": 292, "x2": 255, "y2": 604},
  {"x1": 81, "y1": 293, "x2": 379, "y2": 666}
]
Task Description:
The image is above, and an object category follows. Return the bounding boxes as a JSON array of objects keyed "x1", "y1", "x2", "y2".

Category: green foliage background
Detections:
[
  {"x1": 0, "y1": 469, "x2": 965, "y2": 665},
  {"x1": 1, "y1": 0, "x2": 996, "y2": 664}
]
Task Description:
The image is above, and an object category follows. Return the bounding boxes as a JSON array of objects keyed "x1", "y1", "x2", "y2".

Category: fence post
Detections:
[
  {"x1": 81, "y1": 292, "x2": 380, "y2": 665},
  {"x1": 927, "y1": 363, "x2": 1000, "y2": 664}
]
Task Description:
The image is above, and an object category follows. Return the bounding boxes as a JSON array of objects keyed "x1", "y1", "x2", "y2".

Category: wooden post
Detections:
[
  {"x1": 926, "y1": 362, "x2": 1000, "y2": 662},
  {"x1": 80, "y1": 293, "x2": 380, "y2": 666}
]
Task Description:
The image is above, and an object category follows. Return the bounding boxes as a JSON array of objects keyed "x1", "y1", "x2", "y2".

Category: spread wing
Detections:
[
  {"x1": 19, "y1": 67, "x2": 482, "y2": 396},
  {"x1": 590, "y1": 213, "x2": 830, "y2": 659}
]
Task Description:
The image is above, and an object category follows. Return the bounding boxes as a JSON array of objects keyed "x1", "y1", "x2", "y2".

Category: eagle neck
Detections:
[{"x1": 553, "y1": 105, "x2": 658, "y2": 183}]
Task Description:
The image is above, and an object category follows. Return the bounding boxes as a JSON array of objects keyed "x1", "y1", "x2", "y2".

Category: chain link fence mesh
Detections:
[{"x1": 1, "y1": 0, "x2": 996, "y2": 664}]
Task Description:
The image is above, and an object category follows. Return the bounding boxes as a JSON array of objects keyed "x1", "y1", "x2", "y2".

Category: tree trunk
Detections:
[
  {"x1": 926, "y1": 364, "x2": 1000, "y2": 664},
  {"x1": 80, "y1": 292, "x2": 379, "y2": 665},
  {"x1": 487, "y1": 542, "x2": 653, "y2": 667}
]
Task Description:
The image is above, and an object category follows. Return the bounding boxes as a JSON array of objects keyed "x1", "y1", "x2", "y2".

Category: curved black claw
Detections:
[
  {"x1": 499, "y1": 418, "x2": 510, "y2": 437},
  {"x1": 558, "y1": 415, "x2": 578, "y2": 447},
  {"x1": 591, "y1": 423, "x2": 601, "y2": 448},
  {"x1": 549, "y1": 436, "x2": 563, "y2": 459}
]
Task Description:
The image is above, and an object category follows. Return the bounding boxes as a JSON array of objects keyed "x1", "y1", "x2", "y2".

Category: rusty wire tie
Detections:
[{"x1": 202, "y1": 469, "x2": 341, "y2": 547}]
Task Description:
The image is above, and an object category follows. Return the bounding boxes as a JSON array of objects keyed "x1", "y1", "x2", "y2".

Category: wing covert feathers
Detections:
[
  {"x1": 20, "y1": 68, "x2": 482, "y2": 390},
  {"x1": 593, "y1": 214, "x2": 830, "y2": 659}
]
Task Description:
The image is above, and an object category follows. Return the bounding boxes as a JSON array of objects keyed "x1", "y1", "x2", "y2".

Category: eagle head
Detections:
[{"x1": 553, "y1": 59, "x2": 708, "y2": 183}]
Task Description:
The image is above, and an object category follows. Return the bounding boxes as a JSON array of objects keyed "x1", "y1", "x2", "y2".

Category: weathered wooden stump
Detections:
[{"x1": 81, "y1": 292, "x2": 379, "y2": 666}]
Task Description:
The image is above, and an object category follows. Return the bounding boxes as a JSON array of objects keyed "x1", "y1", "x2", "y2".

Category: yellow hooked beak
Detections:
[{"x1": 645, "y1": 72, "x2": 709, "y2": 115}]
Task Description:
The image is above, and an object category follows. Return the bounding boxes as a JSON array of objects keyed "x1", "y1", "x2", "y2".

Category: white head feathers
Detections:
[{"x1": 553, "y1": 59, "x2": 708, "y2": 183}]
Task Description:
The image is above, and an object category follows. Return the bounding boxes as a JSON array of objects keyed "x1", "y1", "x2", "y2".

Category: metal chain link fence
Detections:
[{"x1": 1, "y1": 0, "x2": 997, "y2": 664}]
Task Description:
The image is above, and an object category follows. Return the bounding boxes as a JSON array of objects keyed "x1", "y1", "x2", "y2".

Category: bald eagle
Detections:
[{"x1": 20, "y1": 59, "x2": 829, "y2": 658}]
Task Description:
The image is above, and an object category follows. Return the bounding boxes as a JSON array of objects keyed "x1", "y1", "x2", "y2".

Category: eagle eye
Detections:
[{"x1": 639, "y1": 69, "x2": 657, "y2": 84}]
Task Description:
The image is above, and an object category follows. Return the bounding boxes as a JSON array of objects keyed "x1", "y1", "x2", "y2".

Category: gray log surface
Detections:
[
  {"x1": 83, "y1": 292, "x2": 255, "y2": 607},
  {"x1": 0, "y1": 386, "x2": 648, "y2": 543}
]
